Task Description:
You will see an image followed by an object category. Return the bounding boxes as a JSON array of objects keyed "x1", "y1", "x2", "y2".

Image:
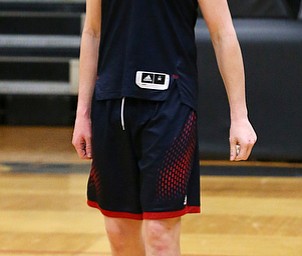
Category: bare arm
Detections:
[
  {"x1": 72, "y1": 0, "x2": 101, "y2": 159},
  {"x1": 198, "y1": 0, "x2": 257, "y2": 161}
]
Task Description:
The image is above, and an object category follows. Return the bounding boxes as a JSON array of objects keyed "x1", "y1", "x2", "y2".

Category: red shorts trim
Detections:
[
  {"x1": 143, "y1": 206, "x2": 200, "y2": 219},
  {"x1": 87, "y1": 200, "x2": 200, "y2": 220},
  {"x1": 87, "y1": 200, "x2": 143, "y2": 220}
]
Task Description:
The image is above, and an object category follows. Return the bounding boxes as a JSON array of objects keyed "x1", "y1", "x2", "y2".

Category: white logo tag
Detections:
[{"x1": 136, "y1": 71, "x2": 170, "y2": 90}]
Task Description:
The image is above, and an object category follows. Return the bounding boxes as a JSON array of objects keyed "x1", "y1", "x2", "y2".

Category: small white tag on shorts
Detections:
[
  {"x1": 183, "y1": 195, "x2": 187, "y2": 205},
  {"x1": 135, "y1": 71, "x2": 170, "y2": 90}
]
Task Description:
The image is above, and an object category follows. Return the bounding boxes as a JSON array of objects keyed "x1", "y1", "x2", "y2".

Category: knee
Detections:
[
  {"x1": 143, "y1": 218, "x2": 181, "y2": 252},
  {"x1": 144, "y1": 221, "x2": 166, "y2": 250},
  {"x1": 105, "y1": 220, "x2": 128, "y2": 249},
  {"x1": 104, "y1": 217, "x2": 143, "y2": 252}
]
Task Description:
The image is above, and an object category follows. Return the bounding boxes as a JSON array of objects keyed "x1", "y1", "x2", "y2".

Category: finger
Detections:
[
  {"x1": 85, "y1": 139, "x2": 92, "y2": 159},
  {"x1": 244, "y1": 144, "x2": 253, "y2": 160},
  {"x1": 233, "y1": 145, "x2": 242, "y2": 161},
  {"x1": 74, "y1": 139, "x2": 88, "y2": 159},
  {"x1": 244, "y1": 140, "x2": 255, "y2": 160},
  {"x1": 236, "y1": 143, "x2": 249, "y2": 161},
  {"x1": 78, "y1": 144, "x2": 87, "y2": 159},
  {"x1": 229, "y1": 140, "x2": 237, "y2": 161},
  {"x1": 74, "y1": 147, "x2": 84, "y2": 159}
]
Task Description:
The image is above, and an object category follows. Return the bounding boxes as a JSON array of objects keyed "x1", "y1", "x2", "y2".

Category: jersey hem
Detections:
[
  {"x1": 95, "y1": 90, "x2": 169, "y2": 102},
  {"x1": 87, "y1": 200, "x2": 201, "y2": 220}
]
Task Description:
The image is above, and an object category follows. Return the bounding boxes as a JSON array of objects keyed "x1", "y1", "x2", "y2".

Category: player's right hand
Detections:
[{"x1": 72, "y1": 117, "x2": 92, "y2": 160}]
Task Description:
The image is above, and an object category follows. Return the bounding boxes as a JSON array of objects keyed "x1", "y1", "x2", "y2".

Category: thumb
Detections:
[{"x1": 85, "y1": 138, "x2": 92, "y2": 159}]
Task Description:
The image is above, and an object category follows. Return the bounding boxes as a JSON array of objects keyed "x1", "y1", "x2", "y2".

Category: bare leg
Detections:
[
  {"x1": 142, "y1": 217, "x2": 181, "y2": 256},
  {"x1": 104, "y1": 217, "x2": 145, "y2": 256}
]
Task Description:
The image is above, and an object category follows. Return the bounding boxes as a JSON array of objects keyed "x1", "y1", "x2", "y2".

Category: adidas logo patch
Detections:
[
  {"x1": 143, "y1": 75, "x2": 153, "y2": 82},
  {"x1": 141, "y1": 73, "x2": 166, "y2": 84},
  {"x1": 135, "y1": 71, "x2": 170, "y2": 91}
]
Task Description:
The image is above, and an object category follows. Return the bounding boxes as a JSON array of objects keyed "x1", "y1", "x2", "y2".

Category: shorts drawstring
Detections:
[{"x1": 121, "y1": 97, "x2": 126, "y2": 131}]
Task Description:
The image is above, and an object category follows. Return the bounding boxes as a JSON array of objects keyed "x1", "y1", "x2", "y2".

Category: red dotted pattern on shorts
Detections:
[
  {"x1": 88, "y1": 164, "x2": 102, "y2": 196},
  {"x1": 156, "y1": 111, "x2": 197, "y2": 201}
]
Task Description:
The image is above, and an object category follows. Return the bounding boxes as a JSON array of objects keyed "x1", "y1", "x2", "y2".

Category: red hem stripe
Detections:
[
  {"x1": 143, "y1": 206, "x2": 200, "y2": 219},
  {"x1": 87, "y1": 200, "x2": 201, "y2": 220},
  {"x1": 87, "y1": 200, "x2": 143, "y2": 220}
]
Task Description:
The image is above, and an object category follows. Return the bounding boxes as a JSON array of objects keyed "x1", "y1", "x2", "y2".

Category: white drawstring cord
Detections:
[{"x1": 121, "y1": 97, "x2": 126, "y2": 131}]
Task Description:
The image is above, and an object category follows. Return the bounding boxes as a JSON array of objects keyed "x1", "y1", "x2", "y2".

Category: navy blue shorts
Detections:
[{"x1": 87, "y1": 85, "x2": 201, "y2": 219}]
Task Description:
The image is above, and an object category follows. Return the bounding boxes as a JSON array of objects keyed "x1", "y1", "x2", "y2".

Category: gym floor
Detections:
[{"x1": 1, "y1": 126, "x2": 302, "y2": 256}]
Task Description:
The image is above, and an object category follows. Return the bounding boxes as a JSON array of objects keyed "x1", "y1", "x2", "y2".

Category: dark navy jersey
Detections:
[{"x1": 95, "y1": 0, "x2": 199, "y2": 109}]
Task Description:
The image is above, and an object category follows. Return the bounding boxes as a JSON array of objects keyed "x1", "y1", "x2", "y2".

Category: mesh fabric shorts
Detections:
[{"x1": 87, "y1": 85, "x2": 201, "y2": 220}]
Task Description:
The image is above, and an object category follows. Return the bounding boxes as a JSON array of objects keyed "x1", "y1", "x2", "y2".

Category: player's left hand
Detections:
[{"x1": 229, "y1": 118, "x2": 257, "y2": 161}]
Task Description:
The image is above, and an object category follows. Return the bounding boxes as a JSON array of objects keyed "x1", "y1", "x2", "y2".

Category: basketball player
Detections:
[{"x1": 72, "y1": 0, "x2": 257, "y2": 255}]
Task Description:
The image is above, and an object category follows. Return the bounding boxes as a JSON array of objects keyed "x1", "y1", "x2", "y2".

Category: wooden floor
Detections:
[{"x1": 1, "y1": 126, "x2": 302, "y2": 256}]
